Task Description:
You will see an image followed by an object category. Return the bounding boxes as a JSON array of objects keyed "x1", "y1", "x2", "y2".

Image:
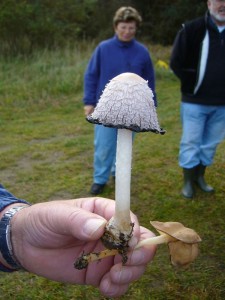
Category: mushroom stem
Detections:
[
  {"x1": 75, "y1": 234, "x2": 174, "y2": 269},
  {"x1": 74, "y1": 249, "x2": 119, "y2": 270},
  {"x1": 135, "y1": 234, "x2": 176, "y2": 249},
  {"x1": 114, "y1": 128, "x2": 133, "y2": 230},
  {"x1": 100, "y1": 128, "x2": 134, "y2": 255}
]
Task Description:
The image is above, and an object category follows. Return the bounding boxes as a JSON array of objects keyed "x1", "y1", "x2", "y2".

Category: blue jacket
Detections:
[
  {"x1": 0, "y1": 184, "x2": 29, "y2": 212},
  {"x1": 83, "y1": 35, "x2": 157, "y2": 106}
]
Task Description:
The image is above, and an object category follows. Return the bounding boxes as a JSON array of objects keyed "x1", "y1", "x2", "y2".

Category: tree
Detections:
[
  {"x1": 0, "y1": 0, "x2": 207, "y2": 55},
  {"x1": 134, "y1": 0, "x2": 206, "y2": 44}
]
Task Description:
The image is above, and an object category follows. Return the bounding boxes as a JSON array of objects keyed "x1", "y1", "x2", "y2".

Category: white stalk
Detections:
[
  {"x1": 135, "y1": 234, "x2": 175, "y2": 249},
  {"x1": 113, "y1": 128, "x2": 133, "y2": 232}
]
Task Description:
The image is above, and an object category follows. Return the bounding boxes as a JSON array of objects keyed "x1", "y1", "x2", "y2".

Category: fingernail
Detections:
[{"x1": 83, "y1": 219, "x2": 106, "y2": 237}]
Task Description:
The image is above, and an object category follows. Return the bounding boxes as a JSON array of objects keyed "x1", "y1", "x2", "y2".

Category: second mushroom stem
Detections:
[
  {"x1": 74, "y1": 234, "x2": 171, "y2": 269},
  {"x1": 135, "y1": 234, "x2": 175, "y2": 249}
]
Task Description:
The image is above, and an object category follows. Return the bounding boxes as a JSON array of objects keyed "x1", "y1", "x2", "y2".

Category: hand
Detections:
[
  {"x1": 84, "y1": 105, "x2": 95, "y2": 116},
  {"x1": 10, "y1": 197, "x2": 156, "y2": 298}
]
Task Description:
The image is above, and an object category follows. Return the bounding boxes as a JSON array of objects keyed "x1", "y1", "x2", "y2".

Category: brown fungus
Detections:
[
  {"x1": 74, "y1": 220, "x2": 201, "y2": 270},
  {"x1": 135, "y1": 221, "x2": 202, "y2": 268}
]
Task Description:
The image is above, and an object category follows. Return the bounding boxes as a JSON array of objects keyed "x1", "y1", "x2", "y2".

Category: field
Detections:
[{"x1": 0, "y1": 43, "x2": 225, "y2": 299}]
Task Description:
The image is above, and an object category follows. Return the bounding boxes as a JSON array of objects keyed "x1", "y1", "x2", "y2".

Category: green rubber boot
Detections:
[
  {"x1": 196, "y1": 164, "x2": 214, "y2": 193},
  {"x1": 182, "y1": 167, "x2": 196, "y2": 198}
]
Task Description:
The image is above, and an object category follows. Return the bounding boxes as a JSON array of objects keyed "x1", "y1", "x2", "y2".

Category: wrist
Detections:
[
  {"x1": 0, "y1": 204, "x2": 30, "y2": 271},
  {"x1": 0, "y1": 204, "x2": 21, "y2": 269},
  {"x1": 0, "y1": 203, "x2": 27, "y2": 219}
]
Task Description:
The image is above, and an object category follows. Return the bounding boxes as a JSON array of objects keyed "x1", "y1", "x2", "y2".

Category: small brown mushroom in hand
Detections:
[
  {"x1": 135, "y1": 221, "x2": 202, "y2": 267},
  {"x1": 74, "y1": 220, "x2": 201, "y2": 269}
]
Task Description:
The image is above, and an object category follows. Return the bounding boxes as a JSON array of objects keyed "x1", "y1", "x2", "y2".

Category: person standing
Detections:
[
  {"x1": 170, "y1": 0, "x2": 225, "y2": 198},
  {"x1": 83, "y1": 6, "x2": 156, "y2": 195}
]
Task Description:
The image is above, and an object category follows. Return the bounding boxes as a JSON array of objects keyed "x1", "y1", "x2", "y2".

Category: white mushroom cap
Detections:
[{"x1": 87, "y1": 72, "x2": 165, "y2": 134}]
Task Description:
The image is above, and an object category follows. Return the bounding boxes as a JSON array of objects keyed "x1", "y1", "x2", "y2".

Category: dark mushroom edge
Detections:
[{"x1": 86, "y1": 116, "x2": 166, "y2": 135}]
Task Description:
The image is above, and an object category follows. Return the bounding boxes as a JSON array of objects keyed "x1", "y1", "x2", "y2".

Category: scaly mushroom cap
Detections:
[
  {"x1": 150, "y1": 221, "x2": 202, "y2": 244},
  {"x1": 87, "y1": 72, "x2": 165, "y2": 134}
]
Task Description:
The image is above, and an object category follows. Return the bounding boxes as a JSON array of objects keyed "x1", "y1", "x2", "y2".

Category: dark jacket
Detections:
[{"x1": 170, "y1": 12, "x2": 225, "y2": 105}]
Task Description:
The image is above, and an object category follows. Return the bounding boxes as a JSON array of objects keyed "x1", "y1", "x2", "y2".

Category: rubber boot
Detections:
[
  {"x1": 182, "y1": 167, "x2": 196, "y2": 198},
  {"x1": 195, "y1": 164, "x2": 214, "y2": 193}
]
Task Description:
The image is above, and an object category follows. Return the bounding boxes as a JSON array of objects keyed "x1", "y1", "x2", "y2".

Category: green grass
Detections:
[{"x1": 0, "y1": 44, "x2": 225, "y2": 300}]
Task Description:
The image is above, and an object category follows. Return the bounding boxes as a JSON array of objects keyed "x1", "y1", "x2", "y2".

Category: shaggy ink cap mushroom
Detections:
[
  {"x1": 86, "y1": 72, "x2": 165, "y2": 134},
  {"x1": 83, "y1": 73, "x2": 165, "y2": 266}
]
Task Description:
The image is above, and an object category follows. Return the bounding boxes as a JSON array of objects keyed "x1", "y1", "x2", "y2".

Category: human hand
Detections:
[
  {"x1": 84, "y1": 105, "x2": 95, "y2": 116},
  {"x1": 10, "y1": 197, "x2": 156, "y2": 298}
]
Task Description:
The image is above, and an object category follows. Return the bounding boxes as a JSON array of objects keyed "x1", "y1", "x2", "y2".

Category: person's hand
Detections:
[
  {"x1": 84, "y1": 105, "x2": 95, "y2": 116},
  {"x1": 10, "y1": 197, "x2": 156, "y2": 298}
]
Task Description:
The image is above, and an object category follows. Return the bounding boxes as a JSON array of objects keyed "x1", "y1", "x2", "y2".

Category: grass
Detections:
[{"x1": 0, "y1": 44, "x2": 225, "y2": 300}]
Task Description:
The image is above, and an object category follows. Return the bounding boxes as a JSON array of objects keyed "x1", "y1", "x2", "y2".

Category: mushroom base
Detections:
[{"x1": 101, "y1": 221, "x2": 134, "y2": 264}]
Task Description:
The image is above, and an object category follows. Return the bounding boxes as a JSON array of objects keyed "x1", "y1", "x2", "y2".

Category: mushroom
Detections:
[
  {"x1": 86, "y1": 73, "x2": 165, "y2": 262},
  {"x1": 135, "y1": 221, "x2": 202, "y2": 267},
  {"x1": 74, "y1": 220, "x2": 201, "y2": 269}
]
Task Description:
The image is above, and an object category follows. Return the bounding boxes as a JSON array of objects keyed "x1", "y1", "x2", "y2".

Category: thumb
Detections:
[{"x1": 68, "y1": 208, "x2": 107, "y2": 241}]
